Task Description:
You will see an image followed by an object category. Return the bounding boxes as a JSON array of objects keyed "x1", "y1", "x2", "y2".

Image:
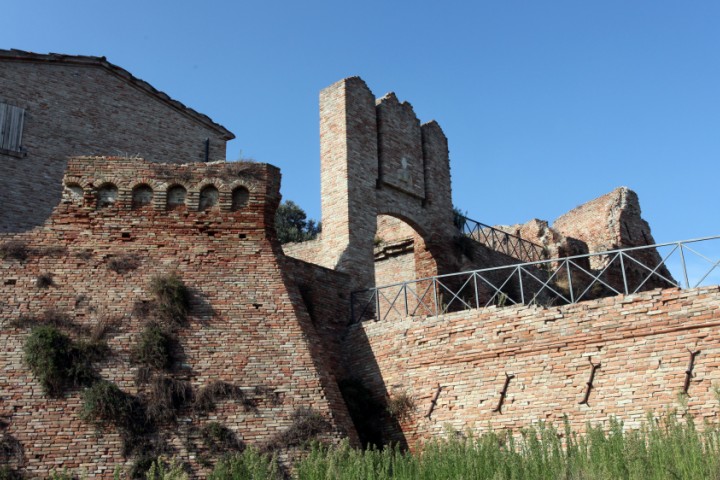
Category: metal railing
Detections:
[
  {"x1": 351, "y1": 235, "x2": 720, "y2": 323},
  {"x1": 454, "y1": 214, "x2": 546, "y2": 262}
]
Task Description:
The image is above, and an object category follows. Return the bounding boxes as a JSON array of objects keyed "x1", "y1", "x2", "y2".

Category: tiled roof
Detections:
[{"x1": 0, "y1": 49, "x2": 235, "y2": 140}]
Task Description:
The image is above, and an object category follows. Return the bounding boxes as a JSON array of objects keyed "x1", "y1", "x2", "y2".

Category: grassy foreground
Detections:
[
  {"x1": 295, "y1": 415, "x2": 720, "y2": 479},
  {"x1": 205, "y1": 413, "x2": 720, "y2": 480}
]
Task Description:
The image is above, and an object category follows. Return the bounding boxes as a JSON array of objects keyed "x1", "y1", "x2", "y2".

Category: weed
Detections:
[
  {"x1": 207, "y1": 448, "x2": 280, "y2": 480},
  {"x1": 0, "y1": 434, "x2": 23, "y2": 466},
  {"x1": 194, "y1": 381, "x2": 249, "y2": 414},
  {"x1": 149, "y1": 274, "x2": 191, "y2": 327},
  {"x1": 0, "y1": 241, "x2": 29, "y2": 261},
  {"x1": 386, "y1": 391, "x2": 415, "y2": 422},
  {"x1": 144, "y1": 375, "x2": 193, "y2": 424},
  {"x1": 265, "y1": 407, "x2": 331, "y2": 451},
  {"x1": 145, "y1": 456, "x2": 189, "y2": 480},
  {"x1": 132, "y1": 322, "x2": 173, "y2": 371},
  {"x1": 35, "y1": 273, "x2": 54, "y2": 289},
  {"x1": 10, "y1": 309, "x2": 88, "y2": 335},
  {"x1": 81, "y1": 380, "x2": 153, "y2": 457},
  {"x1": 81, "y1": 380, "x2": 134, "y2": 427},
  {"x1": 23, "y1": 326, "x2": 105, "y2": 396},
  {"x1": 0, "y1": 467, "x2": 22, "y2": 480},
  {"x1": 75, "y1": 250, "x2": 93, "y2": 261},
  {"x1": 201, "y1": 422, "x2": 244, "y2": 453},
  {"x1": 107, "y1": 254, "x2": 141, "y2": 274}
]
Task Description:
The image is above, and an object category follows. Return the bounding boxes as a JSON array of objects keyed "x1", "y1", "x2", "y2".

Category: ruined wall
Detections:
[
  {"x1": 345, "y1": 286, "x2": 720, "y2": 447},
  {"x1": 0, "y1": 57, "x2": 231, "y2": 233},
  {"x1": 0, "y1": 157, "x2": 355, "y2": 477},
  {"x1": 309, "y1": 77, "x2": 456, "y2": 291}
]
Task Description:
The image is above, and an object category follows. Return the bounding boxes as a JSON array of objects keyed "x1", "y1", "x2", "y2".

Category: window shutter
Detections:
[{"x1": 0, "y1": 103, "x2": 25, "y2": 152}]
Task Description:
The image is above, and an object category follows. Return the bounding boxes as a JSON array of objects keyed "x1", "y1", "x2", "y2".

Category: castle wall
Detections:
[
  {"x1": 345, "y1": 286, "x2": 720, "y2": 447},
  {"x1": 0, "y1": 59, "x2": 230, "y2": 233},
  {"x1": 0, "y1": 157, "x2": 355, "y2": 477}
]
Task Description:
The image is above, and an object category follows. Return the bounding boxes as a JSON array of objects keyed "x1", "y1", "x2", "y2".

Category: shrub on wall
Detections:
[
  {"x1": 265, "y1": 407, "x2": 331, "y2": 451},
  {"x1": 149, "y1": 274, "x2": 190, "y2": 327},
  {"x1": 0, "y1": 241, "x2": 29, "y2": 261},
  {"x1": 23, "y1": 326, "x2": 104, "y2": 396},
  {"x1": 132, "y1": 322, "x2": 173, "y2": 371}
]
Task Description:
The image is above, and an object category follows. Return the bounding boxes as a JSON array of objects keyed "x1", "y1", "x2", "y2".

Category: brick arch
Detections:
[{"x1": 315, "y1": 77, "x2": 456, "y2": 290}]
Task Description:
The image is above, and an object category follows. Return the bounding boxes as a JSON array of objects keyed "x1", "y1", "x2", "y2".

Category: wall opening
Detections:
[
  {"x1": 64, "y1": 183, "x2": 84, "y2": 204},
  {"x1": 231, "y1": 186, "x2": 249, "y2": 211},
  {"x1": 131, "y1": 184, "x2": 153, "y2": 209},
  {"x1": 198, "y1": 185, "x2": 219, "y2": 211},
  {"x1": 166, "y1": 185, "x2": 186, "y2": 210},
  {"x1": 96, "y1": 183, "x2": 118, "y2": 209}
]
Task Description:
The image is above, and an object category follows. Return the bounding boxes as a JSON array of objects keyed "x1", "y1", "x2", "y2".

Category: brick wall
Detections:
[
  {"x1": 0, "y1": 58, "x2": 231, "y2": 233},
  {"x1": 345, "y1": 286, "x2": 720, "y2": 447},
  {"x1": 0, "y1": 157, "x2": 355, "y2": 477}
]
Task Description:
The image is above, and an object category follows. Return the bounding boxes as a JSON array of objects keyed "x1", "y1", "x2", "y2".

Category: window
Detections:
[{"x1": 0, "y1": 102, "x2": 26, "y2": 155}]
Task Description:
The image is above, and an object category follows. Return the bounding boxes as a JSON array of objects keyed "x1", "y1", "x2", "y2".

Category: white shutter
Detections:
[{"x1": 0, "y1": 103, "x2": 25, "y2": 152}]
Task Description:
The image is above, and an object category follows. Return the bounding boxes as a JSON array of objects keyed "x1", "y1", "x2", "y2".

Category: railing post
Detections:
[
  {"x1": 473, "y1": 272, "x2": 480, "y2": 309},
  {"x1": 565, "y1": 260, "x2": 575, "y2": 303},
  {"x1": 433, "y1": 277, "x2": 439, "y2": 317},
  {"x1": 375, "y1": 288, "x2": 381, "y2": 322},
  {"x1": 619, "y1": 252, "x2": 629, "y2": 295},
  {"x1": 403, "y1": 282, "x2": 409, "y2": 318},
  {"x1": 518, "y1": 266, "x2": 525, "y2": 304},
  {"x1": 679, "y1": 242, "x2": 690, "y2": 288}
]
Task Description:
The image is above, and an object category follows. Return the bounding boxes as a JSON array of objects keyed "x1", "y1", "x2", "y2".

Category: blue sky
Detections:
[{"x1": 2, "y1": 1, "x2": 719, "y2": 244}]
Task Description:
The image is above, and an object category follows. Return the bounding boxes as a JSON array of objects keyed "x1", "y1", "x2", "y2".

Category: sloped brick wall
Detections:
[
  {"x1": 0, "y1": 157, "x2": 355, "y2": 477},
  {"x1": 345, "y1": 286, "x2": 720, "y2": 447}
]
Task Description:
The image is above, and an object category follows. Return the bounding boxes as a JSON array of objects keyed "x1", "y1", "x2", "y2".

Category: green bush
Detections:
[
  {"x1": 81, "y1": 380, "x2": 152, "y2": 458},
  {"x1": 132, "y1": 322, "x2": 173, "y2": 371},
  {"x1": 23, "y1": 325, "x2": 103, "y2": 396},
  {"x1": 208, "y1": 448, "x2": 280, "y2": 480},
  {"x1": 149, "y1": 274, "x2": 190, "y2": 327},
  {"x1": 81, "y1": 380, "x2": 134, "y2": 426}
]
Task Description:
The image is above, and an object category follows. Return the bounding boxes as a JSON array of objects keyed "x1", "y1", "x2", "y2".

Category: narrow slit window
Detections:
[{"x1": 0, "y1": 103, "x2": 26, "y2": 154}]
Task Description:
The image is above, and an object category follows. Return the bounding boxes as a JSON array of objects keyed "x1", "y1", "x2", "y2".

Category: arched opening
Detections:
[
  {"x1": 64, "y1": 183, "x2": 84, "y2": 204},
  {"x1": 198, "y1": 185, "x2": 219, "y2": 211},
  {"x1": 132, "y1": 184, "x2": 153, "y2": 209},
  {"x1": 372, "y1": 214, "x2": 439, "y2": 320},
  {"x1": 166, "y1": 185, "x2": 186, "y2": 210},
  {"x1": 96, "y1": 183, "x2": 118, "y2": 209},
  {"x1": 231, "y1": 186, "x2": 249, "y2": 211}
]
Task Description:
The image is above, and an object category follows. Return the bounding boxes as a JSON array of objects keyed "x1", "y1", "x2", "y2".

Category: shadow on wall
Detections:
[{"x1": 339, "y1": 327, "x2": 408, "y2": 450}]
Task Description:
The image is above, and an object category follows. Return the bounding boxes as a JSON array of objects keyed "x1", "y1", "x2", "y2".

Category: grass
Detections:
[
  {"x1": 208, "y1": 448, "x2": 281, "y2": 480},
  {"x1": 294, "y1": 413, "x2": 720, "y2": 480}
]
